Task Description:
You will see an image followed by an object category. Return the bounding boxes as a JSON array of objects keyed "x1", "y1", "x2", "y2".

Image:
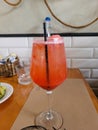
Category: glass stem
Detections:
[{"x1": 46, "y1": 90, "x2": 53, "y2": 120}]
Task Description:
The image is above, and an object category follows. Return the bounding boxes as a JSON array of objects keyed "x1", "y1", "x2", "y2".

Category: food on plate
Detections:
[{"x1": 0, "y1": 86, "x2": 6, "y2": 99}]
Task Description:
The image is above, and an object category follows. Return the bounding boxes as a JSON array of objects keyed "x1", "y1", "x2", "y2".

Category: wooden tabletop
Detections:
[{"x1": 0, "y1": 68, "x2": 98, "y2": 130}]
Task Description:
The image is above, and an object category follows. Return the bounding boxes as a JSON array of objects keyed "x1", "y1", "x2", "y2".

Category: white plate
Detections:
[{"x1": 0, "y1": 82, "x2": 14, "y2": 104}]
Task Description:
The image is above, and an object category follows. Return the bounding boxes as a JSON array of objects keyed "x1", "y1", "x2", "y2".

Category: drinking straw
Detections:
[
  {"x1": 43, "y1": 22, "x2": 50, "y2": 87},
  {"x1": 45, "y1": 17, "x2": 51, "y2": 37},
  {"x1": 43, "y1": 22, "x2": 47, "y2": 41}
]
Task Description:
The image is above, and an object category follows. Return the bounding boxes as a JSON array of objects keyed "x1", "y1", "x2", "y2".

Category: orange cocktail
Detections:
[
  {"x1": 30, "y1": 35, "x2": 67, "y2": 129},
  {"x1": 30, "y1": 35, "x2": 67, "y2": 90}
]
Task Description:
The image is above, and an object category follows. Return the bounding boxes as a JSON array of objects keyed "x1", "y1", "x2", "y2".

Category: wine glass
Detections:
[{"x1": 30, "y1": 35, "x2": 67, "y2": 129}]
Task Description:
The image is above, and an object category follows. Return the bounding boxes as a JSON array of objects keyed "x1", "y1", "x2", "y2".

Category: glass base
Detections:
[{"x1": 35, "y1": 110, "x2": 63, "y2": 130}]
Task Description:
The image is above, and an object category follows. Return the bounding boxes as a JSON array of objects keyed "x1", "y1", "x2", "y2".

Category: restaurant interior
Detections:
[{"x1": 0, "y1": 0, "x2": 98, "y2": 130}]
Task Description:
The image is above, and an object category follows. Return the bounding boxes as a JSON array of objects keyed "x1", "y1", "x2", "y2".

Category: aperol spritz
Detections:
[{"x1": 30, "y1": 35, "x2": 67, "y2": 129}]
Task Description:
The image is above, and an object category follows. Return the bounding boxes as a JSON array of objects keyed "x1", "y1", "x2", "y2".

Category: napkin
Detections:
[{"x1": 11, "y1": 79, "x2": 98, "y2": 130}]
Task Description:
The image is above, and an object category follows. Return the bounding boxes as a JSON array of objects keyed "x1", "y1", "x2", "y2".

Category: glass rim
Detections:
[
  {"x1": 33, "y1": 37, "x2": 64, "y2": 44},
  {"x1": 21, "y1": 125, "x2": 47, "y2": 130}
]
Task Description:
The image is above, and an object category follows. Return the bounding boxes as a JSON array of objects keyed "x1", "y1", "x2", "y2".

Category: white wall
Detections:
[
  {"x1": 0, "y1": 0, "x2": 98, "y2": 33},
  {"x1": 0, "y1": 36, "x2": 98, "y2": 90}
]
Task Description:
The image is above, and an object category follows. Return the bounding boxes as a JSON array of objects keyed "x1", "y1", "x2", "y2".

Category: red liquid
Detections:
[{"x1": 30, "y1": 40, "x2": 67, "y2": 91}]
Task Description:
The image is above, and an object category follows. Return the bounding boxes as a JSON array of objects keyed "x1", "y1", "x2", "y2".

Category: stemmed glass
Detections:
[{"x1": 30, "y1": 35, "x2": 67, "y2": 129}]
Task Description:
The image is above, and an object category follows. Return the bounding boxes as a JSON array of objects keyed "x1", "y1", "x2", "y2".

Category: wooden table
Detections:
[{"x1": 0, "y1": 69, "x2": 98, "y2": 130}]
